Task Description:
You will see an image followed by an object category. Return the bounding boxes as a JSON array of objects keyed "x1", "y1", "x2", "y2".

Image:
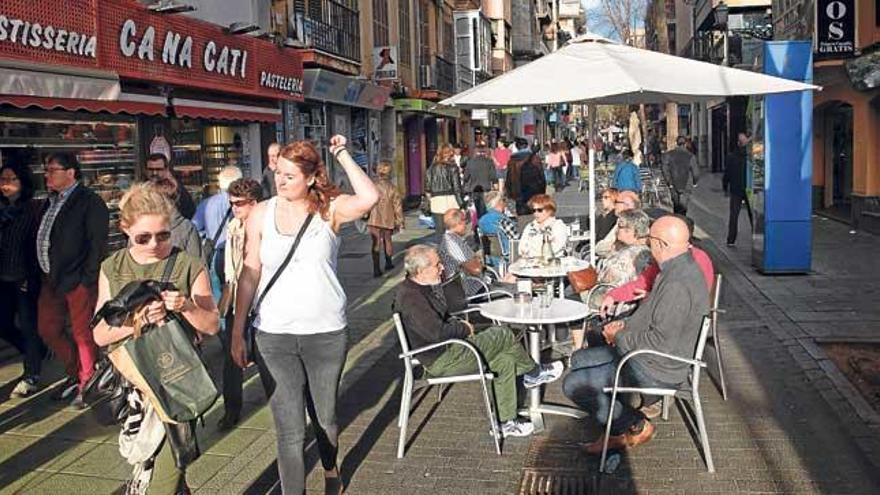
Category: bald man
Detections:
[{"x1": 563, "y1": 215, "x2": 709, "y2": 454}]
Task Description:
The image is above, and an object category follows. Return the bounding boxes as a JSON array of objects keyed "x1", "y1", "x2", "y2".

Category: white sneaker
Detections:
[
  {"x1": 523, "y1": 361, "x2": 565, "y2": 389},
  {"x1": 11, "y1": 377, "x2": 39, "y2": 398},
  {"x1": 501, "y1": 419, "x2": 535, "y2": 437}
]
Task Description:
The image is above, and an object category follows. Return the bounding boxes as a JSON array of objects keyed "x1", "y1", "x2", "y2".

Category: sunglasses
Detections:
[
  {"x1": 645, "y1": 234, "x2": 669, "y2": 248},
  {"x1": 133, "y1": 231, "x2": 172, "y2": 245},
  {"x1": 230, "y1": 199, "x2": 255, "y2": 207}
]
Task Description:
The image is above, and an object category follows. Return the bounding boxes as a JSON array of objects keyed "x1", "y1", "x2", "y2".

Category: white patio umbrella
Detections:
[{"x1": 439, "y1": 33, "x2": 820, "y2": 265}]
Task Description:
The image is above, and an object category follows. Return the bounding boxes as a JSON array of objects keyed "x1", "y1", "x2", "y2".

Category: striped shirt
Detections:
[
  {"x1": 440, "y1": 231, "x2": 483, "y2": 296},
  {"x1": 36, "y1": 182, "x2": 79, "y2": 274}
]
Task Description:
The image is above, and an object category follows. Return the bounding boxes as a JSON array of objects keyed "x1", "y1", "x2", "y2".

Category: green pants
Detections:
[
  {"x1": 148, "y1": 439, "x2": 185, "y2": 494},
  {"x1": 426, "y1": 326, "x2": 536, "y2": 422}
]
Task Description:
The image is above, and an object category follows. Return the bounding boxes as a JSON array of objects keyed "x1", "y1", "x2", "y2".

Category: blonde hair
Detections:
[
  {"x1": 119, "y1": 182, "x2": 175, "y2": 229},
  {"x1": 433, "y1": 144, "x2": 455, "y2": 166},
  {"x1": 375, "y1": 161, "x2": 393, "y2": 179}
]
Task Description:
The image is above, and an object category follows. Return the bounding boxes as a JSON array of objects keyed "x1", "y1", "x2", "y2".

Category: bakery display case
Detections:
[{"x1": 0, "y1": 116, "x2": 138, "y2": 253}]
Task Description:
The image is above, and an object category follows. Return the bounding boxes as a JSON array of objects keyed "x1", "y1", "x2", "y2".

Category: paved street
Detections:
[{"x1": 2, "y1": 173, "x2": 880, "y2": 494}]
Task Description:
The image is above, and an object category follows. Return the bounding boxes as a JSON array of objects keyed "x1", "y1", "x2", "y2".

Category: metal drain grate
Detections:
[{"x1": 517, "y1": 469, "x2": 594, "y2": 495}]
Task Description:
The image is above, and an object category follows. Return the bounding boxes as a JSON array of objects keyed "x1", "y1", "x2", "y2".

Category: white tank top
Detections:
[{"x1": 253, "y1": 197, "x2": 347, "y2": 335}]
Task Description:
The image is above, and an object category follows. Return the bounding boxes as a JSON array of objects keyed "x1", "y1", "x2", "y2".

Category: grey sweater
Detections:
[{"x1": 616, "y1": 250, "x2": 709, "y2": 386}]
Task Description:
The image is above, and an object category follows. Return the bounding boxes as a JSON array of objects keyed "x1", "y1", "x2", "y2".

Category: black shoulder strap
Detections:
[
  {"x1": 161, "y1": 249, "x2": 179, "y2": 284},
  {"x1": 250, "y1": 213, "x2": 314, "y2": 314},
  {"x1": 211, "y1": 207, "x2": 233, "y2": 245}
]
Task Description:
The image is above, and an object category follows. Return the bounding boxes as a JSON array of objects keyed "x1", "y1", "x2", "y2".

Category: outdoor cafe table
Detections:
[
  {"x1": 479, "y1": 298, "x2": 590, "y2": 432},
  {"x1": 508, "y1": 256, "x2": 591, "y2": 299}
]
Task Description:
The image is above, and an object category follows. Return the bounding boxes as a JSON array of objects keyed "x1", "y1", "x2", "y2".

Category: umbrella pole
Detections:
[{"x1": 588, "y1": 104, "x2": 596, "y2": 267}]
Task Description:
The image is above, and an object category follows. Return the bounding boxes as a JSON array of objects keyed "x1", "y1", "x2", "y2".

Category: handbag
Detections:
[
  {"x1": 108, "y1": 251, "x2": 219, "y2": 424},
  {"x1": 568, "y1": 265, "x2": 599, "y2": 293},
  {"x1": 201, "y1": 206, "x2": 232, "y2": 267},
  {"x1": 243, "y1": 213, "x2": 314, "y2": 362}
]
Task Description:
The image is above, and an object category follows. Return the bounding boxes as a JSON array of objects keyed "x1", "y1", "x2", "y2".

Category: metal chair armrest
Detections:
[
  {"x1": 466, "y1": 289, "x2": 513, "y2": 303},
  {"x1": 400, "y1": 339, "x2": 488, "y2": 373},
  {"x1": 618, "y1": 349, "x2": 706, "y2": 369},
  {"x1": 451, "y1": 307, "x2": 484, "y2": 317}
]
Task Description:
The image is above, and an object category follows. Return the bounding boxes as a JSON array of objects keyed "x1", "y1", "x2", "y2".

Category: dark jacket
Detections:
[
  {"x1": 261, "y1": 166, "x2": 277, "y2": 198},
  {"x1": 175, "y1": 180, "x2": 196, "y2": 220},
  {"x1": 169, "y1": 211, "x2": 203, "y2": 260},
  {"x1": 662, "y1": 146, "x2": 700, "y2": 191},
  {"x1": 722, "y1": 147, "x2": 748, "y2": 196},
  {"x1": 616, "y1": 251, "x2": 710, "y2": 386},
  {"x1": 41, "y1": 185, "x2": 109, "y2": 293},
  {"x1": 0, "y1": 197, "x2": 42, "y2": 283},
  {"x1": 595, "y1": 211, "x2": 618, "y2": 243},
  {"x1": 466, "y1": 155, "x2": 496, "y2": 192},
  {"x1": 425, "y1": 161, "x2": 463, "y2": 204},
  {"x1": 505, "y1": 150, "x2": 546, "y2": 215},
  {"x1": 393, "y1": 278, "x2": 470, "y2": 367}
]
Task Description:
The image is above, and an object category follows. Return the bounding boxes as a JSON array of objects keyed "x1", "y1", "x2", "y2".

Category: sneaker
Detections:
[
  {"x1": 11, "y1": 377, "x2": 39, "y2": 398},
  {"x1": 726, "y1": 241, "x2": 736, "y2": 247},
  {"x1": 639, "y1": 400, "x2": 664, "y2": 419},
  {"x1": 51, "y1": 376, "x2": 79, "y2": 401},
  {"x1": 523, "y1": 361, "x2": 565, "y2": 389},
  {"x1": 501, "y1": 419, "x2": 535, "y2": 438},
  {"x1": 69, "y1": 393, "x2": 87, "y2": 410}
]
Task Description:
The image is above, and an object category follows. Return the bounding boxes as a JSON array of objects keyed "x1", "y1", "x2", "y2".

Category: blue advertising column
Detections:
[{"x1": 752, "y1": 41, "x2": 813, "y2": 273}]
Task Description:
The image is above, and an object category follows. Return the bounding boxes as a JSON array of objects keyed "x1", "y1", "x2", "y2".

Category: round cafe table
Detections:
[{"x1": 479, "y1": 298, "x2": 589, "y2": 432}]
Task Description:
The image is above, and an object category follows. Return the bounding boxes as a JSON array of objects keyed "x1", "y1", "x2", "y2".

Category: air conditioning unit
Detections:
[{"x1": 420, "y1": 65, "x2": 434, "y2": 88}]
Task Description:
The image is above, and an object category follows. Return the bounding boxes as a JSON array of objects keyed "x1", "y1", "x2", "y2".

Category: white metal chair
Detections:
[
  {"x1": 393, "y1": 313, "x2": 502, "y2": 459},
  {"x1": 599, "y1": 316, "x2": 715, "y2": 473},
  {"x1": 707, "y1": 274, "x2": 728, "y2": 400}
]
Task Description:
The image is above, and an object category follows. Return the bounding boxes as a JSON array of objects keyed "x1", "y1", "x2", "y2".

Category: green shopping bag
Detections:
[{"x1": 110, "y1": 314, "x2": 218, "y2": 424}]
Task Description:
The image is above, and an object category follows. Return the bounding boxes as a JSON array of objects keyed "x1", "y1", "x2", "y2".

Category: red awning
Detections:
[
  {"x1": 172, "y1": 98, "x2": 281, "y2": 123},
  {"x1": 0, "y1": 94, "x2": 167, "y2": 116}
]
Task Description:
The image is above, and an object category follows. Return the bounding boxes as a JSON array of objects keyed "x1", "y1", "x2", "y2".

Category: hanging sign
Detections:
[{"x1": 815, "y1": 0, "x2": 856, "y2": 58}]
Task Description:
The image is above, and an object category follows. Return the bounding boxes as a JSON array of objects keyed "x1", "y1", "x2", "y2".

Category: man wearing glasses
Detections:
[
  {"x1": 35, "y1": 152, "x2": 109, "y2": 408},
  {"x1": 563, "y1": 216, "x2": 709, "y2": 453},
  {"x1": 145, "y1": 153, "x2": 196, "y2": 219}
]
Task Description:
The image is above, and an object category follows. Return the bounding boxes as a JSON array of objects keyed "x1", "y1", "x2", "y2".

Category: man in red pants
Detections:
[{"x1": 35, "y1": 152, "x2": 108, "y2": 408}]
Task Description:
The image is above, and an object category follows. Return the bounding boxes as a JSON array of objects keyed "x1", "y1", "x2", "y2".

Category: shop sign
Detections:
[
  {"x1": 303, "y1": 69, "x2": 390, "y2": 110},
  {"x1": 0, "y1": 0, "x2": 304, "y2": 101},
  {"x1": 471, "y1": 109, "x2": 489, "y2": 120},
  {"x1": 372, "y1": 46, "x2": 398, "y2": 80},
  {"x1": 815, "y1": 0, "x2": 856, "y2": 58}
]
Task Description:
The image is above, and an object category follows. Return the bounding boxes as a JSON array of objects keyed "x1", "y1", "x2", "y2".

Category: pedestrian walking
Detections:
[
  {"x1": 465, "y1": 142, "x2": 497, "y2": 219},
  {"x1": 662, "y1": 136, "x2": 701, "y2": 215},
  {"x1": 230, "y1": 135, "x2": 378, "y2": 495},
  {"x1": 0, "y1": 163, "x2": 45, "y2": 397},
  {"x1": 612, "y1": 149, "x2": 642, "y2": 194},
  {"x1": 723, "y1": 132, "x2": 754, "y2": 246},
  {"x1": 424, "y1": 144, "x2": 464, "y2": 242},
  {"x1": 492, "y1": 139, "x2": 512, "y2": 189},
  {"x1": 144, "y1": 153, "x2": 196, "y2": 219},
  {"x1": 569, "y1": 139, "x2": 584, "y2": 181},
  {"x1": 93, "y1": 183, "x2": 219, "y2": 494},
  {"x1": 217, "y1": 178, "x2": 273, "y2": 430},
  {"x1": 367, "y1": 161, "x2": 403, "y2": 277},
  {"x1": 193, "y1": 165, "x2": 241, "y2": 303},
  {"x1": 36, "y1": 152, "x2": 108, "y2": 408},
  {"x1": 146, "y1": 176, "x2": 202, "y2": 259},
  {"x1": 262, "y1": 142, "x2": 281, "y2": 198}
]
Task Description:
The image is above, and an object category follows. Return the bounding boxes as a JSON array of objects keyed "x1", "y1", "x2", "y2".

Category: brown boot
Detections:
[
  {"x1": 624, "y1": 419, "x2": 655, "y2": 449},
  {"x1": 583, "y1": 433, "x2": 629, "y2": 455}
]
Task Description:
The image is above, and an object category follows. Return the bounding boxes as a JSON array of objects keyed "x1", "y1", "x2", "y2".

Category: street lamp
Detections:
[{"x1": 714, "y1": 2, "x2": 729, "y2": 30}]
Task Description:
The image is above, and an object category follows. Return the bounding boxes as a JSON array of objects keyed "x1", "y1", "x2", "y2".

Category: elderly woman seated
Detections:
[
  {"x1": 518, "y1": 194, "x2": 568, "y2": 260},
  {"x1": 576, "y1": 210, "x2": 653, "y2": 348}
]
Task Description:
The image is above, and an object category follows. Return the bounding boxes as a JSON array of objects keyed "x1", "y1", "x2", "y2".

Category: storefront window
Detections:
[{"x1": 0, "y1": 114, "x2": 137, "y2": 252}]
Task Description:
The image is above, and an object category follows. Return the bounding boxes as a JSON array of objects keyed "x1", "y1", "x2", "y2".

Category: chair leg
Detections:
[
  {"x1": 397, "y1": 376, "x2": 413, "y2": 459},
  {"x1": 436, "y1": 384, "x2": 444, "y2": 403},
  {"x1": 598, "y1": 390, "x2": 618, "y2": 473},
  {"x1": 478, "y1": 376, "x2": 502, "y2": 455},
  {"x1": 692, "y1": 391, "x2": 715, "y2": 473},
  {"x1": 712, "y1": 318, "x2": 728, "y2": 400},
  {"x1": 662, "y1": 395, "x2": 671, "y2": 421}
]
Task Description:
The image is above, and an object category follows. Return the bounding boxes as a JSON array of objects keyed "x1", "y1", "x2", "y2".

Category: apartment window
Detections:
[
  {"x1": 399, "y1": 0, "x2": 412, "y2": 66},
  {"x1": 373, "y1": 0, "x2": 389, "y2": 46},
  {"x1": 419, "y1": 0, "x2": 430, "y2": 64},
  {"x1": 442, "y1": 16, "x2": 454, "y2": 61}
]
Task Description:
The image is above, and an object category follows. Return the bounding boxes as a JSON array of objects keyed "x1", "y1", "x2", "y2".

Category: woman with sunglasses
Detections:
[
  {"x1": 0, "y1": 162, "x2": 45, "y2": 397},
  {"x1": 231, "y1": 135, "x2": 378, "y2": 495},
  {"x1": 518, "y1": 194, "x2": 569, "y2": 260},
  {"x1": 93, "y1": 183, "x2": 219, "y2": 494}
]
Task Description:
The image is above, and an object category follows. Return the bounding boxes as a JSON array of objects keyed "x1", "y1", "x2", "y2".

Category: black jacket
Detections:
[
  {"x1": 41, "y1": 185, "x2": 109, "y2": 293},
  {"x1": 722, "y1": 147, "x2": 748, "y2": 196},
  {"x1": 261, "y1": 166, "x2": 277, "y2": 198},
  {"x1": 176, "y1": 184, "x2": 196, "y2": 220},
  {"x1": 0, "y1": 197, "x2": 42, "y2": 283},
  {"x1": 393, "y1": 278, "x2": 470, "y2": 367},
  {"x1": 424, "y1": 161, "x2": 463, "y2": 205}
]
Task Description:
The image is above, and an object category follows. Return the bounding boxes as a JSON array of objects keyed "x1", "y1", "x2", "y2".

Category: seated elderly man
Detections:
[
  {"x1": 440, "y1": 208, "x2": 514, "y2": 296},
  {"x1": 594, "y1": 190, "x2": 641, "y2": 259},
  {"x1": 562, "y1": 216, "x2": 709, "y2": 453},
  {"x1": 393, "y1": 245, "x2": 563, "y2": 437}
]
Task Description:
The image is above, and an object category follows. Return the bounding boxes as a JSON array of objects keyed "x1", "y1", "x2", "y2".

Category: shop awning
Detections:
[
  {"x1": 393, "y1": 98, "x2": 460, "y2": 118},
  {"x1": 0, "y1": 93, "x2": 167, "y2": 116},
  {"x1": 172, "y1": 98, "x2": 281, "y2": 123},
  {"x1": 0, "y1": 62, "x2": 120, "y2": 101},
  {"x1": 302, "y1": 69, "x2": 391, "y2": 110}
]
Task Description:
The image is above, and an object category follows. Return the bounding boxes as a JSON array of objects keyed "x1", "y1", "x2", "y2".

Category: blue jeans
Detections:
[{"x1": 562, "y1": 346, "x2": 668, "y2": 435}]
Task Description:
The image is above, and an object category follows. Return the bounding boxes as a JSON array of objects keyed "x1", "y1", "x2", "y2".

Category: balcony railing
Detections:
[
  {"x1": 419, "y1": 56, "x2": 456, "y2": 94},
  {"x1": 293, "y1": 0, "x2": 360, "y2": 63}
]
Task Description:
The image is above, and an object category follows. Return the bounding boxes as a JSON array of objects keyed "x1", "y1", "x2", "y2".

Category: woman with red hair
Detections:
[{"x1": 231, "y1": 135, "x2": 378, "y2": 494}]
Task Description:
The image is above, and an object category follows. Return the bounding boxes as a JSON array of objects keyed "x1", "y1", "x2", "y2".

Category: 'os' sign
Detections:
[{"x1": 816, "y1": 0, "x2": 855, "y2": 58}]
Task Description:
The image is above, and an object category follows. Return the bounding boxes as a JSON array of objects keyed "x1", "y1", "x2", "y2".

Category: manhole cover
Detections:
[{"x1": 518, "y1": 469, "x2": 593, "y2": 495}]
